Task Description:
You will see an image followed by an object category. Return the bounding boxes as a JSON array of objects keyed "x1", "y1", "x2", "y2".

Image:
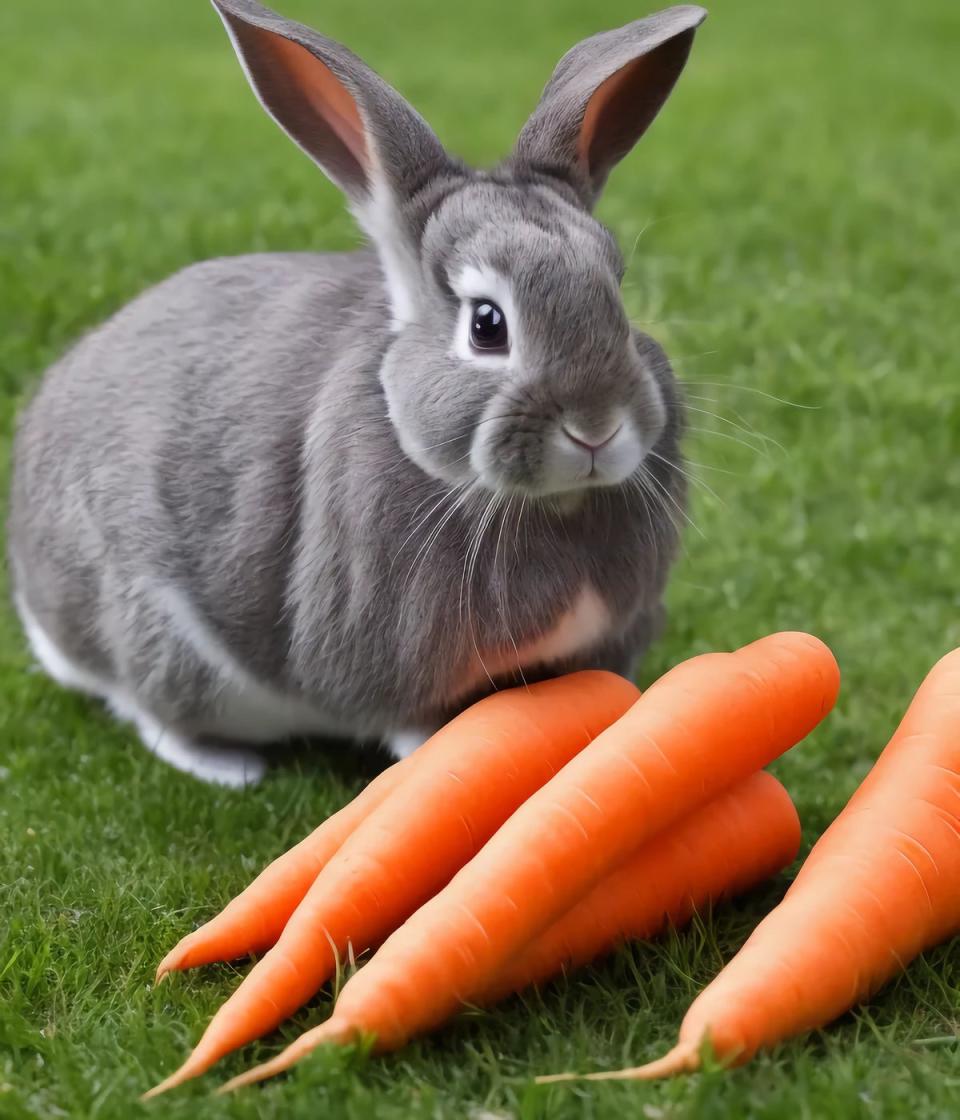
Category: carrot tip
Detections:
[
  {"x1": 141, "y1": 1050, "x2": 214, "y2": 1099},
  {"x1": 218, "y1": 1056, "x2": 290, "y2": 1094},
  {"x1": 218, "y1": 1041, "x2": 314, "y2": 1093},
  {"x1": 534, "y1": 1042, "x2": 701, "y2": 1085},
  {"x1": 219, "y1": 1019, "x2": 355, "y2": 1093},
  {"x1": 595, "y1": 1042, "x2": 702, "y2": 1081},
  {"x1": 533, "y1": 1071, "x2": 581, "y2": 1084},
  {"x1": 154, "y1": 943, "x2": 189, "y2": 983},
  {"x1": 140, "y1": 1069, "x2": 188, "y2": 1100}
]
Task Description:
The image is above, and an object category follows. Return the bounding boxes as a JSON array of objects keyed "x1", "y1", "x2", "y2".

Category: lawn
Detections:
[{"x1": 2, "y1": 0, "x2": 959, "y2": 1116}]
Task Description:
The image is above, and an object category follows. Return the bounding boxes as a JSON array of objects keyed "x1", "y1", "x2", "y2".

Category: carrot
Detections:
[
  {"x1": 476, "y1": 771, "x2": 800, "y2": 1006},
  {"x1": 221, "y1": 631, "x2": 839, "y2": 1090},
  {"x1": 143, "y1": 670, "x2": 640, "y2": 1097},
  {"x1": 155, "y1": 755, "x2": 416, "y2": 980},
  {"x1": 548, "y1": 647, "x2": 960, "y2": 1082}
]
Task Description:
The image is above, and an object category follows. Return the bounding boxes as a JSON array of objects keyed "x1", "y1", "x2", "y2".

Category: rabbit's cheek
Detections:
[{"x1": 469, "y1": 417, "x2": 546, "y2": 494}]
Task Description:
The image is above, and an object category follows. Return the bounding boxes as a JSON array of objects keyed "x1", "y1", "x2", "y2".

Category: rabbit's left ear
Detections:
[
  {"x1": 513, "y1": 6, "x2": 707, "y2": 208},
  {"x1": 211, "y1": 0, "x2": 456, "y2": 326}
]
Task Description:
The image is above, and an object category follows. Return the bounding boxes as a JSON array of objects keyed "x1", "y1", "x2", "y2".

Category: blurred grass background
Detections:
[{"x1": 2, "y1": 0, "x2": 959, "y2": 1117}]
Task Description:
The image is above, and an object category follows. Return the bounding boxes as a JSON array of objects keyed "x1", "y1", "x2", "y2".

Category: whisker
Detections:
[
  {"x1": 640, "y1": 465, "x2": 704, "y2": 540},
  {"x1": 514, "y1": 494, "x2": 527, "y2": 569},
  {"x1": 634, "y1": 471, "x2": 694, "y2": 563},
  {"x1": 685, "y1": 424, "x2": 772, "y2": 458},
  {"x1": 462, "y1": 492, "x2": 503, "y2": 690},
  {"x1": 402, "y1": 481, "x2": 477, "y2": 596},
  {"x1": 494, "y1": 496, "x2": 527, "y2": 688},
  {"x1": 647, "y1": 449, "x2": 726, "y2": 509},
  {"x1": 682, "y1": 380, "x2": 821, "y2": 410},
  {"x1": 625, "y1": 473, "x2": 670, "y2": 567},
  {"x1": 390, "y1": 483, "x2": 465, "y2": 569},
  {"x1": 683, "y1": 404, "x2": 784, "y2": 454},
  {"x1": 681, "y1": 456, "x2": 741, "y2": 477},
  {"x1": 511, "y1": 497, "x2": 531, "y2": 689},
  {"x1": 623, "y1": 218, "x2": 656, "y2": 270},
  {"x1": 685, "y1": 394, "x2": 782, "y2": 441}
]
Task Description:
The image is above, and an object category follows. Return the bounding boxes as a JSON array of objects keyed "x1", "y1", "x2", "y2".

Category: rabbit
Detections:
[{"x1": 7, "y1": 0, "x2": 706, "y2": 787}]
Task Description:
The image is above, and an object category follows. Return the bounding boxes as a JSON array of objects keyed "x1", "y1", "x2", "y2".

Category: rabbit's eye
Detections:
[{"x1": 470, "y1": 301, "x2": 509, "y2": 352}]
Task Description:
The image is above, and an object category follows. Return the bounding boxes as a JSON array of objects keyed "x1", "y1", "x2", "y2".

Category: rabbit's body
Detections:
[
  {"x1": 8, "y1": 0, "x2": 706, "y2": 785},
  {"x1": 10, "y1": 250, "x2": 675, "y2": 759}
]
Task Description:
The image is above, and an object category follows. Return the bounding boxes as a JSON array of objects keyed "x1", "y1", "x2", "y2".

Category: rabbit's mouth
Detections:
[{"x1": 469, "y1": 405, "x2": 649, "y2": 499}]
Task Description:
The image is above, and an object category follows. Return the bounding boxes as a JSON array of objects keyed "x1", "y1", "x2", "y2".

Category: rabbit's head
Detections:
[{"x1": 214, "y1": 0, "x2": 704, "y2": 498}]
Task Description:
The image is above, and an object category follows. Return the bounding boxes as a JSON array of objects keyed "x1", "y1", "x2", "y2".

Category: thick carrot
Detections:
[
  {"x1": 476, "y1": 771, "x2": 800, "y2": 1006},
  {"x1": 552, "y1": 647, "x2": 960, "y2": 1082},
  {"x1": 144, "y1": 670, "x2": 640, "y2": 1097},
  {"x1": 156, "y1": 755, "x2": 415, "y2": 980},
  {"x1": 222, "y1": 631, "x2": 839, "y2": 1090}
]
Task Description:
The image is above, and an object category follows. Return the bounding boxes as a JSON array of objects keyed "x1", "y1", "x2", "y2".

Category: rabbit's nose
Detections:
[{"x1": 561, "y1": 421, "x2": 623, "y2": 453}]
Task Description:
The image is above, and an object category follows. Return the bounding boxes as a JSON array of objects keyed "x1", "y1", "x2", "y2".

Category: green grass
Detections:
[{"x1": 2, "y1": 0, "x2": 959, "y2": 1115}]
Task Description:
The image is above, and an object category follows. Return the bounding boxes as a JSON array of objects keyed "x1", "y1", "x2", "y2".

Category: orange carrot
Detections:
[
  {"x1": 550, "y1": 647, "x2": 960, "y2": 1082},
  {"x1": 477, "y1": 771, "x2": 800, "y2": 1006},
  {"x1": 156, "y1": 755, "x2": 415, "y2": 980},
  {"x1": 222, "y1": 631, "x2": 838, "y2": 1090},
  {"x1": 144, "y1": 670, "x2": 640, "y2": 1097}
]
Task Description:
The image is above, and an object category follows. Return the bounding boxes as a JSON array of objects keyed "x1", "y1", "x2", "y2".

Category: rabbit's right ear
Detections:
[
  {"x1": 211, "y1": 0, "x2": 455, "y2": 327},
  {"x1": 514, "y1": 6, "x2": 707, "y2": 208}
]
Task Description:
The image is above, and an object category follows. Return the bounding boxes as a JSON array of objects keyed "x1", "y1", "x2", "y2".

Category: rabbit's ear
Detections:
[
  {"x1": 211, "y1": 0, "x2": 453, "y2": 326},
  {"x1": 513, "y1": 6, "x2": 706, "y2": 207}
]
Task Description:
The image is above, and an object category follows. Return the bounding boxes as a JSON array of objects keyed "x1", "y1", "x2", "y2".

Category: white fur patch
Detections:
[
  {"x1": 354, "y1": 172, "x2": 421, "y2": 330},
  {"x1": 460, "y1": 584, "x2": 611, "y2": 697},
  {"x1": 17, "y1": 593, "x2": 112, "y2": 699},
  {"x1": 17, "y1": 586, "x2": 345, "y2": 779},
  {"x1": 153, "y1": 584, "x2": 349, "y2": 744},
  {"x1": 386, "y1": 728, "x2": 433, "y2": 759},
  {"x1": 16, "y1": 592, "x2": 265, "y2": 785},
  {"x1": 515, "y1": 584, "x2": 611, "y2": 668},
  {"x1": 135, "y1": 709, "x2": 266, "y2": 788}
]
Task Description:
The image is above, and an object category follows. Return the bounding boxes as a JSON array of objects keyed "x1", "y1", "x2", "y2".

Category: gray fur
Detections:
[{"x1": 7, "y1": 0, "x2": 705, "y2": 783}]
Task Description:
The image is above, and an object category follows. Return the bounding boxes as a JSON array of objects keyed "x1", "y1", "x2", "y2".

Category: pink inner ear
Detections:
[
  {"x1": 271, "y1": 35, "x2": 369, "y2": 173},
  {"x1": 577, "y1": 66, "x2": 623, "y2": 166},
  {"x1": 576, "y1": 50, "x2": 673, "y2": 174}
]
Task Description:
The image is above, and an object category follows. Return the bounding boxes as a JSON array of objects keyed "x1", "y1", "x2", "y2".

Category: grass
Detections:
[{"x1": 2, "y1": 0, "x2": 959, "y2": 1115}]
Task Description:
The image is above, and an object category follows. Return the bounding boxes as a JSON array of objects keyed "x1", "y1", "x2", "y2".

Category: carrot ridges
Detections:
[
  {"x1": 474, "y1": 771, "x2": 800, "y2": 1006},
  {"x1": 551, "y1": 646, "x2": 960, "y2": 1081},
  {"x1": 146, "y1": 671, "x2": 640, "y2": 1093},
  {"x1": 217, "y1": 632, "x2": 837, "y2": 1087}
]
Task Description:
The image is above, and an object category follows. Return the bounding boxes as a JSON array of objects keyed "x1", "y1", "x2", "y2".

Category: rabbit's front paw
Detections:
[
  {"x1": 135, "y1": 712, "x2": 267, "y2": 787},
  {"x1": 386, "y1": 728, "x2": 435, "y2": 760}
]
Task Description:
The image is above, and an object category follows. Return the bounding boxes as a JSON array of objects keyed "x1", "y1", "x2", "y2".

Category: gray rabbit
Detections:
[{"x1": 7, "y1": 0, "x2": 705, "y2": 786}]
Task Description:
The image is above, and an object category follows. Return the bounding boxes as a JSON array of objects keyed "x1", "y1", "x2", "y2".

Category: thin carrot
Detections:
[
  {"x1": 144, "y1": 670, "x2": 640, "y2": 1097},
  {"x1": 548, "y1": 647, "x2": 960, "y2": 1082},
  {"x1": 477, "y1": 770, "x2": 800, "y2": 1006},
  {"x1": 222, "y1": 631, "x2": 839, "y2": 1090},
  {"x1": 156, "y1": 755, "x2": 415, "y2": 980}
]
